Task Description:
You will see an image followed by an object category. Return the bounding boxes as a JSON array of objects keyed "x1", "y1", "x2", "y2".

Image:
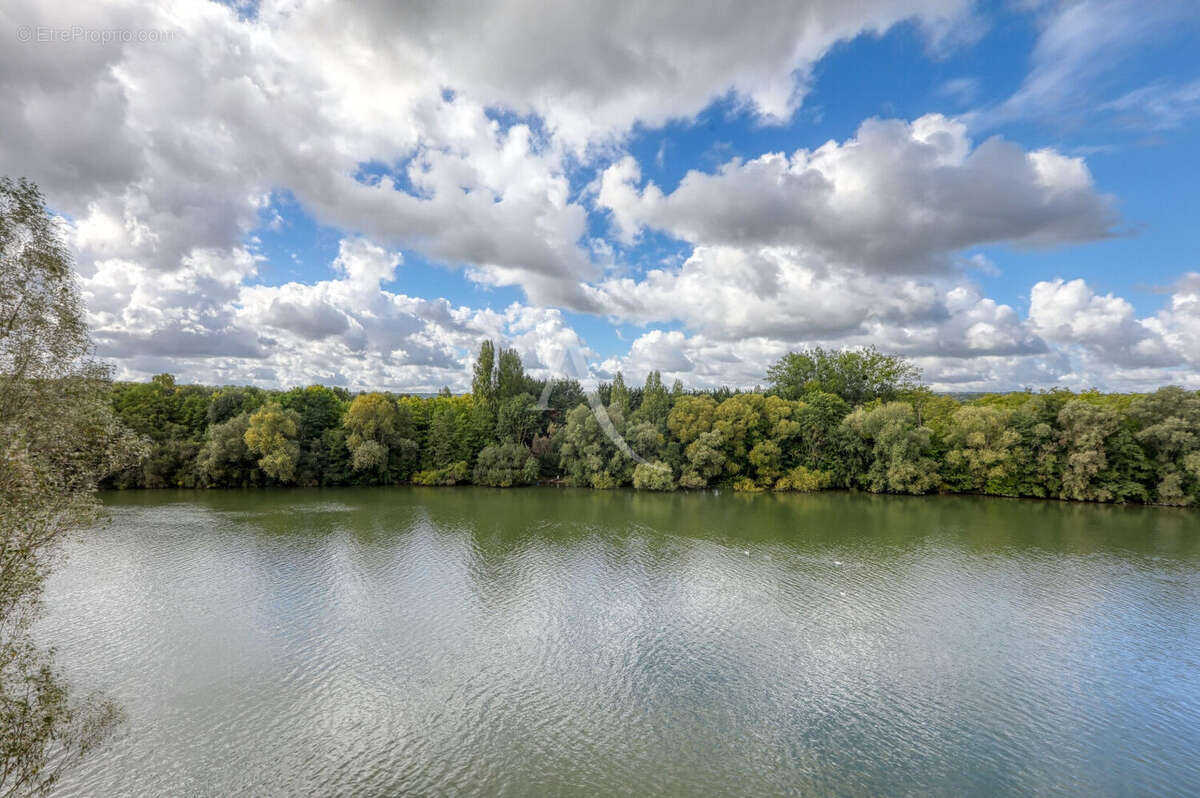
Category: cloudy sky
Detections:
[{"x1": 3, "y1": 0, "x2": 1199, "y2": 392}]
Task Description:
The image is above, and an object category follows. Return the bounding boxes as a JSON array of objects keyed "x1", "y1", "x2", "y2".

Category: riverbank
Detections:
[{"x1": 102, "y1": 481, "x2": 1200, "y2": 510}]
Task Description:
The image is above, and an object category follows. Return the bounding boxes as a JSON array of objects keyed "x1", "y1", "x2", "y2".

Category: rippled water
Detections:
[{"x1": 38, "y1": 488, "x2": 1200, "y2": 796}]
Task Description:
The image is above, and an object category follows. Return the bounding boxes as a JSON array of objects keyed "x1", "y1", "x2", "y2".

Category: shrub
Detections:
[
  {"x1": 632, "y1": 462, "x2": 676, "y2": 491},
  {"x1": 350, "y1": 439, "x2": 387, "y2": 472},
  {"x1": 774, "y1": 466, "x2": 831, "y2": 492},
  {"x1": 473, "y1": 443, "x2": 540, "y2": 487},
  {"x1": 590, "y1": 471, "x2": 618, "y2": 489},
  {"x1": 732, "y1": 477, "x2": 763, "y2": 493},
  {"x1": 411, "y1": 461, "x2": 469, "y2": 486}
]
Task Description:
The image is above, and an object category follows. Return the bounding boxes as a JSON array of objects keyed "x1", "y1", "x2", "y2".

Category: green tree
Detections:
[
  {"x1": 1000, "y1": 392, "x2": 1069, "y2": 499},
  {"x1": 668, "y1": 395, "x2": 717, "y2": 445},
  {"x1": 244, "y1": 402, "x2": 301, "y2": 482},
  {"x1": 842, "y1": 402, "x2": 938, "y2": 494},
  {"x1": 281, "y1": 385, "x2": 347, "y2": 486},
  {"x1": 412, "y1": 461, "x2": 470, "y2": 486},
  {"x1": 1131, "y1": 387, "x2": 1200, "y2": 505},
  {"x1": 941, "y1": 405, "x2": 1020, "y2": 494},
  {"x1": 1057, "y1": 400, "x2": 1120, "y2": 502},
  {"x1": 1, "y1": 177, "x2": 145, "y2": 797},
  {"x1": 425, "y1": 403, "x2": 457, "y2": 469},
  {"x1": 559, "y1": 403, "x2": 626, "y2": 487},
  {"x1": 344, "y1": 392, "x2": 405, "y2": 475},
  {"x1": 543, "y1": 378, "x2": 584, "y2": 425},
  {"x1": 495, "y1": 393, "x2": 541, "y2": 445},
  {"x1": 680, "y1": 431, "x2": 726, "y2": 488},
  {"x1": 766, "y1": 346, "x2": 920, "y2": 405},
  {"x1": 626, "y1": 421, "x2": 665, "y2": 462},
  {"x1": 633, "y1": 462, "x2": 676, "y2": 491},
  {"x1": 774, "y1": 466, "x2": 832, "y2": 492},
  {"x1": 206, "y1": 386, "x2": 267, "y2": 426},
  {"x1": 197, "y1": 412, "x2": 259, "y2": 486},
  {"x1": 608, "y1": 372, "x2": 630, "y2": 418},
  {"x1": 109, "y1": 374, "x2": 211, "y2": 487},
  {"x1": 632, "y1": 371, "x2": 670, "y2": 429},
  {"x1": 472, "y1": 340, "x2": 496, "y2": 407},
  {"x1": 793, "y1": 391, "x2": 850, "y2": 476},
  {"x1": 495, "y1": 347, "x2": 526, "y2": 401},
  {"x1": 473, "y1": 443, "x2": 540, "y2": 487},
  {"x1": 712, "y1": 394, "x2": 767, "y2": 475},
  {"x1": 748, "y1": 439, "x2": 783, "y2": 486},
  {"x1": 763, "y1": 395, "x2": 801, "y2": 445}
]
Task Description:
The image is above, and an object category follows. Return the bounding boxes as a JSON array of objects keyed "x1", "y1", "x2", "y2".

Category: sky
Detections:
[{"x1": 2, "y1": 0, "x2": 1199, "y2": 393}]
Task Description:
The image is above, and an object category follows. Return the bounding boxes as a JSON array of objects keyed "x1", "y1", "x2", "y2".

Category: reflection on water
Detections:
[{"x1": 40, "y1": 488, "x2": 1200, "y2": 796}]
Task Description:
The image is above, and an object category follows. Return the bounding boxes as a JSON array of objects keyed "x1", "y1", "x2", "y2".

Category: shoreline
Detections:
[{"x1": 97, "y1": 483, "x2": 1197, "y2": 510}]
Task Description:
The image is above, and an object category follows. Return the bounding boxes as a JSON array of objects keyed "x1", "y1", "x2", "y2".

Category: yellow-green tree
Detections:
[
  {"x1": 712, "y1": 393, "x2": 766, "y2": 475},
  {"x1": 668, "y1": 395, "x2": 716, "y2": 445},
  {"x1": 1057, "y1": 400, "x2": 1119, "y2": 502},
  {"x1": 244, "y1": 402, "x2": 301, "y2": 482},
  {"x1": 942, "y1": 405, "x2": 1020, "y2": 494},
  {"x1": 842, "y1": 402, "x2": 938, "y2": 494},
  {"x1": 344, "y1": 392, "x2": 398, "y2": 472}
]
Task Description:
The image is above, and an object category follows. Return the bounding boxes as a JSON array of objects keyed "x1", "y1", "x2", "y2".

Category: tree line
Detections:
[{"x1": 106, "y1": 343, "x2": 1200, "y2": 507}]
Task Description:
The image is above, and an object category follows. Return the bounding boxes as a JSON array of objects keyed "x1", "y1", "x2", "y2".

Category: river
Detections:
[{"x1": 40, "y1": 488, "x2": 1200, "y2": 796}]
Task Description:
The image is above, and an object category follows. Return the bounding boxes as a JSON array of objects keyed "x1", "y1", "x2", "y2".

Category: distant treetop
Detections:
[{"x1": 765, "y1": 346, "x2": 920, "y2": 405}]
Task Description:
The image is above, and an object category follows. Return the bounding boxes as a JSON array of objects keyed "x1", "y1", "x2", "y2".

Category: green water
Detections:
[{"x1": 40, "y1": 488, "x2": 1200, "y2": 796}]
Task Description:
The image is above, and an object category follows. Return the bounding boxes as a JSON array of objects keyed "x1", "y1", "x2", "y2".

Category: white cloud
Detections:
[
  {"x1": 77, "y1": 232, "x2": 610, "y2": 393},
  {"x1": 1025, "y1": 276, "x2": 1200, "y2": 384},
  {"x1": 1100, "y1": 79, "x2": 1200, "y2": 131},
  {"x1": 270, "y1": 0, "x2": 974, "y2": 149},
  {"x1": 3, "y1": 0, "x2": 1197, "y2": 394},
  {"x1": 592, "y1": 271, "x2": 1200, "y2": 394},
  {"x1": 1029, "y1": 278, "x2": 1141, "y2": 348},
  {"x1": 0, "y1": 0, "x2": 979, "y2": 309},
  {"x1": 597, "y1": 114, "x2": 1116, "y2": 273},
  {"x1": 1146, "y1": 273, "x2": 1200, "y2": 368},
  {"x1": 586, "y1": 112, "x2": 1115, "y2": 353},
  {"x1": 975, "y1": 0, "x2": 1200, "y2": 131},
  {"x1": 937, "y1": 76, "x2": 981, "y2": 105}
]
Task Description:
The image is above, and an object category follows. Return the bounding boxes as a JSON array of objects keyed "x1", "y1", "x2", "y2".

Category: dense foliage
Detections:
[
  {"x1": 105, "y1": 343, "x2": 1200, "y2": 507},
  {"x1": 1, "y1": 178, "x2": 145, "y2": 797}
]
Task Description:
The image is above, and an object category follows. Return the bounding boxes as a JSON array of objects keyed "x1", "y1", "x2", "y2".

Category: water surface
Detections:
[{"x1": 41, "y1": 488, "x2": 1200, "y2": 796}]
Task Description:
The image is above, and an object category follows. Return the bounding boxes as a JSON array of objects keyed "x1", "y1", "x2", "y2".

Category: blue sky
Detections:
[{"x1": 4, "y1": 0, "x2": 1199, "y2": 391}]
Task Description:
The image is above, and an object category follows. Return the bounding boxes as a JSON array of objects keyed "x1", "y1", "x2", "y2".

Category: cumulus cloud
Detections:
[
  {"x1": 1030, "y1": 278, "x2": 1142, "y2": 348},
  {"x1": 591, "y1": 267, "x2": 1200, "y2": 394},
  {"x1": 1028, "y1": 278, "x2": 1178, "y2": 368},
  {"x1": 3, "y1": 0, "x2": 1196, "y2": 394},
  {"x1": 278, "y1": 0, "x2": 974, "y2": 148},
  {"x1": 2, "y1": 0, "x2": 595, "y2": 308},
  {"x1": 0, "y1": 0, "x2": 979, "y2": 310},
  {"x1": 75, "y1": 229, "x2": 617, "y2": 393},
  {"x1": 585, "y1": 112, "x2": 1116, "y2": 348},
  {"x1": 597, "y1": 114, "x2": 1116, "y2": 272},
  {"x1": 580, "y1": 112, "x2": 1162, "y2": 390},
  {"x1": 1019, "y1": 276, "x2": 1200, "y2": 387}
]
